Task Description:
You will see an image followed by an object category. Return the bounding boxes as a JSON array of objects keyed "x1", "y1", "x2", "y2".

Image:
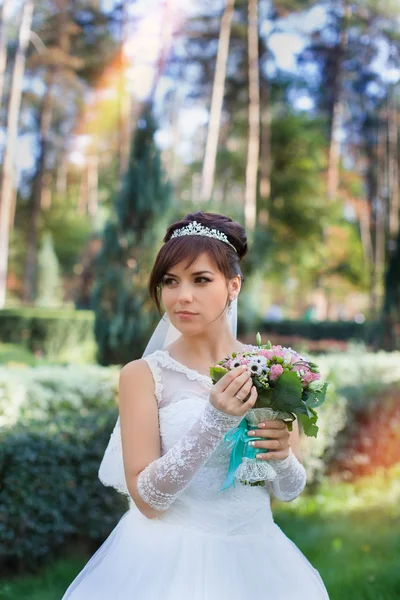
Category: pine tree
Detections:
[
  {"x1": 37, "y1": 232, "x2": 63, "y2": 307},
  {"x1": 92, "y1": 105, "x2": 173, "y2": 365}
]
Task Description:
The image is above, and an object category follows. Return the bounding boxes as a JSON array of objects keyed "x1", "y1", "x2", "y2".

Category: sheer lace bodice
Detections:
[{"x1": 123, "y1": 350, "x2": 304, "y2": 535}]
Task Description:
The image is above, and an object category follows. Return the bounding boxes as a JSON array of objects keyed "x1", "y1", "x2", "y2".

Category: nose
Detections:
[{"x1": 176, "y1": 283, "x2": 194, "y2": 303}]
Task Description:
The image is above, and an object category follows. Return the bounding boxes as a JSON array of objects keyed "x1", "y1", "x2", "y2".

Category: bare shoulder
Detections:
[{"x1": 119, "y1": 358, "x2": 155, "y2": 396}]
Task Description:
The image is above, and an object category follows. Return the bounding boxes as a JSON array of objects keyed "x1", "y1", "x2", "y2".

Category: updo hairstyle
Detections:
[{"x1": 149, "y1": 212, "x2": 248, "y2": 315}]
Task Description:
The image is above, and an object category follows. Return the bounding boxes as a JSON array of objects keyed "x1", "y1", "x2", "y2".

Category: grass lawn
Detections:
[{"x1": 1, "y1": 468, "x2": 399, "y2": 600}]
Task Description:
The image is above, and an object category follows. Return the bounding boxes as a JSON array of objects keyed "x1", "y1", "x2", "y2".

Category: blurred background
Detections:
[{"x1": 0, "y1": 0, "x2": 399, "y2": 598}]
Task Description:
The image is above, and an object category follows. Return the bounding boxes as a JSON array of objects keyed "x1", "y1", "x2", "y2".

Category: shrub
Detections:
[
  {"x1": 0, "y1": 343, "x2": 38, "y2": 366},
  {"x1": 299, "y1": 349, "x2": 400, "y2": 484},
  {"x1": 0, "y1": 411, "x2": 127, "y2": 574},
  {"x1": 0, "y1": 309, "x2": 95, "y2": 363},
  {"x1": 0, "y1": 365, "x2": 118, "y2": 428},
  {"x1": 238, "y1": 318, "x2": 381, "y2": 343}
]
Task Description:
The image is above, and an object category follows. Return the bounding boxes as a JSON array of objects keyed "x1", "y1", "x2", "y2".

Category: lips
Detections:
[{"x1": 176, "y1": 311, "x2": 197, "y2": 315}]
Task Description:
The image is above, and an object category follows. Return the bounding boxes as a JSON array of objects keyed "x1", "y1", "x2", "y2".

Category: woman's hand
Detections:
[
  {"x1": 209, "y1": 365, "x2": 258, "y2": 417},
  {"x1": 247, "y1": 420, "x2": 290, "y2": 460}
]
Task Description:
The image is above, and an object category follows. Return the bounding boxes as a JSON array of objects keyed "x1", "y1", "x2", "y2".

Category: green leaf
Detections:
[
  {"x1": 268, "y1": 371, "x2": 303, "y2": 411},
  {"x1": 297, "y1": 412, "x2": 319, "y2": 438},
  {"x1": 302, "y1": 382, "x2": 329, "y2": 408},
  {"x1": 209, "y1": 366, "x2": 229, "y2": 383},
  {"x1": 256, "y1": 332, "x2": 262, "y2": 346}
]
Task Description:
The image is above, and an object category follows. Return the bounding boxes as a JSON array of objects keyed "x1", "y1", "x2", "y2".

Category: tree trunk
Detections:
[
  {"x1": 56, "y1": 156, "x2": 68, "y2": 196},
  {"x1": 356, "y1": 197, "x2": 373, "y2": 266},
  {"x1": 200, "y1": 0, "x2": 235, "y2": 202},
  {"x1": 87, "y1": 153, "x2": 98, "y2": 218},
  {"x1": 0, "y1": 0, "x2": 34, "y2": 308},
  {"x1": 0, "y1": 0, "x2": 9, "y2": 112},
  {"x1": 148, "y1": 0, "x2": 175, "y2": 101},
  {"x1": 40, "y1": 171, "x2": 52, "y2": 209},
  {"x1": 245, "y1": 0, "x2": 260, "y2": 231},
  {"x1": 118, "y1": 0, "x2": 131, "y2": 177},
  {"x1": 326, "y1": 1, "x2": 350, "y2": 201},
  {"x1": 78, "y1": 163, "x2": 88, "y2": 215},
  {"x1": 23, "y1": 71, "x2": 55, "y2": 304},
  {"x1": 258, "y1": 76, "x2": 270, "y2": 227},
  {"x1": 370, "y1": 110, "x2": 388, "y2": 318},
  {"x1": 388, "y1": 89, "x2": 399, "y2": 248}
]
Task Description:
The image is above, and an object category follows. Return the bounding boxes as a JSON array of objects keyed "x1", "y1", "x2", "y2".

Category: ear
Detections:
[{"x1": 228, "y1": 274, "x2": 241, "y2": 300}]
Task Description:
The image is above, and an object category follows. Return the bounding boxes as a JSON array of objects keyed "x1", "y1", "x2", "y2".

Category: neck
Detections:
[{"x1": 173, "y1": 327, "x2": 243, "y2": 365}]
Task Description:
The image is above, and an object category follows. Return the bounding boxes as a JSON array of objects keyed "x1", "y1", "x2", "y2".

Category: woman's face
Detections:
[{"x1": 160, "y1": 251, "x2": 240, "y2": 333}]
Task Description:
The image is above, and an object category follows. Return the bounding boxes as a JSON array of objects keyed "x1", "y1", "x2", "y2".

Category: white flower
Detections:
[
  {"x1": 283, "y1": 352, "x2": 292, "y2": 366},
  {"x1": 248, "y1": 356, "x2": 269, "y2": 376}
]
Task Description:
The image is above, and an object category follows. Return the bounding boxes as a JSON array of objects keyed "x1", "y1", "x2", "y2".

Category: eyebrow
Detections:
[{"x1": 164, "y1": 270, "x2": 214, "y2": 277}]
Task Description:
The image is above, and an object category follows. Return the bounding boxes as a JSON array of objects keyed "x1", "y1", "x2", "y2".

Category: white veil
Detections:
[{"x1": 98, "y1": 297, "x2": 238, "y2": 496}]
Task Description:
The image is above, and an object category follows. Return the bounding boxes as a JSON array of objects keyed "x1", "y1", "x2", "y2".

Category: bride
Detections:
[{"x1": 62, "y1": 211, "x2": 330, "y2": 599}]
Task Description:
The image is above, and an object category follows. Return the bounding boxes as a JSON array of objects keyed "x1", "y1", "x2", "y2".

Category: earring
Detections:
[{"x1": 228, "y1": 298, "x2": 233, "y2": 315}]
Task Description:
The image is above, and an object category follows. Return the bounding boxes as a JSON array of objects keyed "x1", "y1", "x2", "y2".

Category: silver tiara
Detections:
[{"x1": 170, "y1": 220, "x2": 237, "y2": 253}]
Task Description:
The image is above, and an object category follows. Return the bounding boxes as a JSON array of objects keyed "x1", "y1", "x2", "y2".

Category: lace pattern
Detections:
[
  {"x1": 268, "y1": 448, "x2": 307, "y2": 502},
  {"x1": 153, "y1": 349, "x2": 214, "y2": 386},
  {"x1": 99, "y1": 349, "x2": 307, "y2": 512},
  {"x1": 136, "y1": 403, "x2": 243, "y2": 511},
  {"x1": 143, "y1": 355, "x2": 163, "y2": 403}
]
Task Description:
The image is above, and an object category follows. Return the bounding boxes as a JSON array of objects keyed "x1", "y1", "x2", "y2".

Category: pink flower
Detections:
[
  {"x1": 271, "y1": 346, "x2": 285, "y2": 358},
  {"x1": 258, "y1": 349, "x2": 274, "y2": 360},
  {"x1": 270, "y1": 364, "x2": 284, "y2": 380},
  {"x1": 301, "y1": 370, "x2": 321, "y2": 387}
]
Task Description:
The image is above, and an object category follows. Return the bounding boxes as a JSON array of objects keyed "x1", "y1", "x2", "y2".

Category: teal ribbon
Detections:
[{"x1": 218, "y1": 419, "x2": 265, "y2": 492}]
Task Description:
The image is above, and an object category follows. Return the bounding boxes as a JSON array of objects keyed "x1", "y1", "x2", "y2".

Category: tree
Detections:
[
  {"x1": 200, "y1": 0, "x2": 236, "y2": 202},
  {"x1": 36, "y1": 231, "x2": 62, "y2": 307},
  {"x1": 22, "y1": 1, "x2": 84, "y2": 303},
  {"x1": 0, "y1": 0, "x2": 34, "y2": 308},
  {"x1": 92, "y1": 105, "x2": 173, "y2": 365},
  {"x1": 244, "y1": 0, "x2": 260, "y2": 231},
  {"x1": 0, "y1": 0, "x2": 10, "y2": 111}
]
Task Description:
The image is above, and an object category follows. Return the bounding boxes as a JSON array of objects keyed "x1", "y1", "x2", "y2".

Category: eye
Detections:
[
  {"x1": 161, "y1": 278, "x2": 175, "y2": 286},
  {"x1": 161, "y1": 277, "x2": 211, "y2": 286}
]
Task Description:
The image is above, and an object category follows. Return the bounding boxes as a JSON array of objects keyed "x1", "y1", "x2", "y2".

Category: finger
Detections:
[
  {"x1": 256, "y1": 449, "x2": 290, "y2": 460},
  {"x1": 237, "y1": 377, "x2": 253, "y2": 395},
  {"x1": 249, "y1": 439, "x2": 283, "y2": 450},
  {"x1": 241, "y1": 385, "x2": 257, "y2": 409},
  {"x1": 217, "y1": 366, "x2": 248, "y2": 392},
  {"x1": 228, "y1": 370, "x2": 253, "y2": 396},
  {"x1": 250, "y1": 428, "x2": 288, "y2": 438},
  {"x1": 259, "y1": 420, "x2": 286, "y2": 429}
]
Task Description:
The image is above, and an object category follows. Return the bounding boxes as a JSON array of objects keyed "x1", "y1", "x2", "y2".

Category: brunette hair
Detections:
[{"x1": 149, "y1": 212, "x2": 248, "y2": 315}]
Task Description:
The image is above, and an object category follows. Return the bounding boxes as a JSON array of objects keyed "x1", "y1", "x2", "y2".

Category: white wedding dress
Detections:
[{"x1": 62, "y1": 349, "x2": 330, "y2": 600}]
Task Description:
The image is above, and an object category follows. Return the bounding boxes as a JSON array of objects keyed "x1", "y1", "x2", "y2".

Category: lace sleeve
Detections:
[
  {"x1": 137, "y1": 403, "x2": 243, "y2": 511},
  {"x1": 267, "y1": 448, "x2": 307, "y2": 502}
]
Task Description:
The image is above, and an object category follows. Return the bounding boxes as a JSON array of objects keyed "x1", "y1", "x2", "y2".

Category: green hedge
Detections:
[
  {"x1": 238, "y1": 318, "x2": 381, "y2": 342},
  {"x1": 0, "y1": 309, "x2": 95, "y2": 363},
  {"x1": 0, "y1": 410, "x2": 127, "y2": 574},
  {"x1": 0, "y1": 365, "x2": 119, "y2": 427}
]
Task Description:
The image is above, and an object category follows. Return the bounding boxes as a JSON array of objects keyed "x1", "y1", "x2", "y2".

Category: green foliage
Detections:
[
  {"x1": 0, "y1": 410, "x2": 127, "y2": 574},
  {"x1": 0, "y1": 364, "x2": 123, "y2": 573},
  {"x1": 42, "y1": 196, "x2": 93, "y2": 277},
  {"x1": 0, "y1": 365, "x2": 118, "y2": 428},
  {"x1": 36, "y1": 233, "x2": 63, "y2": 307},
  {"x1": 0, "y1": 309, "x2": 95, "y2": 363},
  {"x1": 299, "y1": 349, "x2": 400, "y2": 483},
  {"x1": 92, "y1": 106, "x2": 174, "y2": 365},
  {"x1": 0, "y1": 344, "x2": 38, "y2": 367},
  {"x1": 240, "y1": 318, "x2": 382, "y2": 342}
]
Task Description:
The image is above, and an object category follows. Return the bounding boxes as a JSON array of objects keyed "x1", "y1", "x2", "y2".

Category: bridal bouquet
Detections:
[{"x1": 210, "y1": 333, "x2": 329, "y2": 489}]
